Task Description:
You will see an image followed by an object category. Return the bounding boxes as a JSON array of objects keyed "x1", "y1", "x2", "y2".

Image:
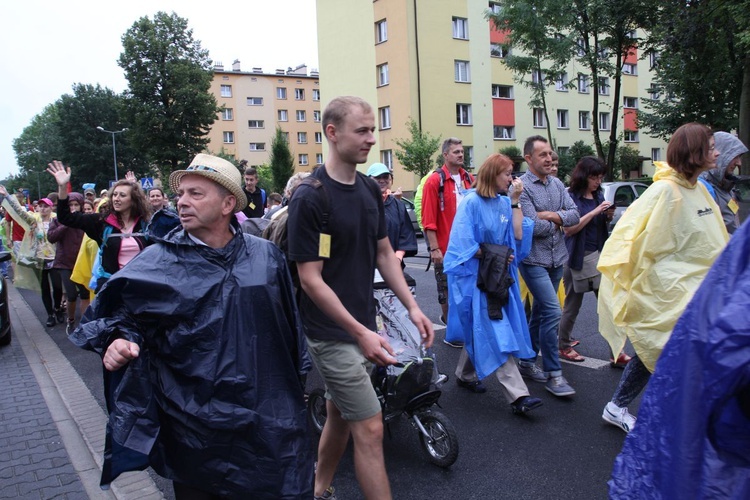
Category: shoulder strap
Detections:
[
  {"x1": 434, "y1": 168, "x2": 447, "y2": 212},
  {"x1": 296, "y1": 177, "x2": 330, "y2": 231},
  {"x1": 97, "y1": 225, "x2": 115, "y2": 280}
]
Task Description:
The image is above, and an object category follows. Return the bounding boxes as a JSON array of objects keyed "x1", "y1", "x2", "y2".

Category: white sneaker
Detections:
[{"x1": 602, "y1": 402, "x2": 636, "y2": 433}]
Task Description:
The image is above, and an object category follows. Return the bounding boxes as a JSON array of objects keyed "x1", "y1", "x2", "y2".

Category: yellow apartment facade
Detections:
[
  {"x1": 206, "y1": 61, "x2": 323, "y2": 171},
  {"x1": 317, "y1": 0, "x2": 668, "y2": 192}
]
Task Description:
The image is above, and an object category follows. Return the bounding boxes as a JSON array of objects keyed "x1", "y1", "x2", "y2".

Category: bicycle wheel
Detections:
[
  {"x1": 307, "y1": 388, "x2": 327, "y2": 435},
  {"x1": 415, "y1": 409, "x2": 459, "y2": 467}
]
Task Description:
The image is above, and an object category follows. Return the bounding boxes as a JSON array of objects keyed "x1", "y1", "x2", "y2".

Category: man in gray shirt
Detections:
[{"x1": 517, "y1": 135, "x2": 580, "y2": 397}]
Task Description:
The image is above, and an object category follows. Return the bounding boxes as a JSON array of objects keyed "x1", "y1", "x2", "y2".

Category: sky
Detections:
[{"x1": 0, "y1": 0, "x2": 319, "y2": 180}]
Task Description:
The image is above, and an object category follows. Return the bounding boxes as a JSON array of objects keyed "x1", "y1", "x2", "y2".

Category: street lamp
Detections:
[{"x1": 96, "y1": 126, "x2": 128, "y2": 181}]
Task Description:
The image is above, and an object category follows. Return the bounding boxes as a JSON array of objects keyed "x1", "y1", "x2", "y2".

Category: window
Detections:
[
  {"x1": 248, "y1": 120, "x2": 264, "y2": 128},
  {"x1": 455, "y1": 60, "x2": 471, "y2": 83},
  {"x1": 381, "y1": 150, "x2": 393, "y2": 169},
  {"x1": 456, "y1": 104, "x2": 472, "y2": 125},
  {"x1": 557, "y1": 109, "x2": 569, "y2": 129},
  {"x1": 491, "y1": 84, "x2": 513, "y2": 99},
  {"x1": 624, "y1": 130, "x2": 639, "y2": 142},
  {"x1": 295, "y1": 88, "x2": 305, "y2": 100},
  {"x1": 313, "y1": 110, "x2": 321, "y2": 122},
  {"x1": 490, "y1": 43, "x2": 509, "y2": 58},
  {"x1": 278, "y1": 109, "x2": 288, "y2": 122},
  {"x1": 577, "y1": 74, "x2": 589, "y2": 93},
  {"x1": 249, "y1": 143, "x2": 265, "y2": 151},
  {"x1": 555, "y1": 73, "x2": 569, "y2": 91},
  {"x1": 377, "y1": 63, "x2": 389, "y2": 86},
  {"x1": 651, "y1": 148, "x2": 661, "y2": 161},
  {"x1": 316, "y1": 153, "x2": 324, "y2": 165},
  {"x1": 282, "y1": 132, "x2": 290, "y2": 142},
  {"x1": 648, "y1": 86, "x2": 661, "y2": 100},
  {"x1": 599, "y1": 112, "x2": 610, "y2": 131},
  {"x1": 247, "y1": 97, "x2": 263, "y2": 106},
  {"x1": 452, "y1": 17, "x2": 469, "y2": 39},
  {"x1": 299, "y1": 154, "x2": 309, "y2": 166},
  {"x1": 623, "y1": 96, "x2": 638, "y2": 109},
  {"x1": 623, "y1": 63, "x2": 637, "y2": 75},
  {"x1": 379, "y1": 106, "x2": 391, "y2": 129},
  {"x1": 489, "y1": 2, "x2": 502, "y2": 15},
  {"x1": 223, "y1": 131, "x2": 234, "y2": 144},
  {"x1": 296, "y1": 110, "x2": 306, "y2": 122},
  {"x1": 220, "y1": 85, "x2": 232, "y2": 97},
  {"x1": 493, "y1": 125, "x2": 515, "y2": 140},
  {"x1": 597, "y1": 47, "x2": 609, "y2": 59},
  {"x1": 626, "y1": 29, "x2": 637, "y2": 40},
  {"x1": 221, "y1": 108, "x2": 233, "y2": 120},
  {"x1": 558, "y1": 146, "x2": 569, "y2": 156},
  {"x1": 649, "y1": 51, "x2": 659, "y2": 70},
  {"x1": 465, "y1": 146, "x2": 474, "y2": 168},
  {"x1": 277, "y1": 87, "x2": 287, "y2": 99},
  {"x1": 375, "y1": 19, "x2": 387, "y2": 43},
  {"x1": 598, "y1": 77, "x2": 610, "y2": 95},
  {"x1": 312, "y1": 89, "x2": 320, "y2": 101},
  {"x1": 576, "y1": 38, "x2": 586, "y2": 57},
  {"x1": 579, "y1": 111, "x2": 591, "y2": 130},
  {"x1": 532, "y1": 69, "x2": 544, "y2": 85},
  {"x1": 533, "y1": 108, "x2": 546, "y2": 128},
  {"x1": 297, "y1": 132, "x2": 307, "y2": 144},
  {"x1": 314, "y1": 131, "x2": 323, "y2": 143}
]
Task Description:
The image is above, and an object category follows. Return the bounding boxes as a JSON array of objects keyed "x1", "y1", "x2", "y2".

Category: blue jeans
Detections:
[{"x1": 519, "y1": 263, "x2": 563, "y2": 376}]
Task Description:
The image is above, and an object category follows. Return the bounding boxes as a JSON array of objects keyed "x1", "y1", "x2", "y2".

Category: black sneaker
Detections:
[
  {"x1": 511, "y1": 396, "x2": 543, "y2": 415},
  {"x1": 46, "y1": 315, "x2": 56, "y2": 327},
  {"x1": 456, "y1": 379, "x2": 487, "y2": 393},
  {"x1": 55, "y1": 309, "x2": 66, "y2": 324},
  {"x1": 66, "y1": 320, "x2": 76, "y2": 335}
]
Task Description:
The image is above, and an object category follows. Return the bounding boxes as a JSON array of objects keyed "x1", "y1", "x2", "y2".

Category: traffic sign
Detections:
[{"x1": 140, "y1": 178, "x2": 154, "y2": 190}]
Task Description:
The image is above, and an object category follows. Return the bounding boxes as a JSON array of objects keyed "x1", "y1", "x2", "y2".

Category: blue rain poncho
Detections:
[
  {"x1": 609, "y1": 219, "x2": 750, "y2": 499},
  {"x1": 443, "y1": 191, "x2": 535, "y2": 379}
]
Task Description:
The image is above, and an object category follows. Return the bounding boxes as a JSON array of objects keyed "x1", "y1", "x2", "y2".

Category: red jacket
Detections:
[{"x1": 420, "y1": 165, "x2": 474, "y2": 253}]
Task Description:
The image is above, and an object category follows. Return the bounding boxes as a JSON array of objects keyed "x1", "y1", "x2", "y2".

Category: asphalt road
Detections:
[{"x1": 17, "y1": 238, "x2": 638, "y2": 499}]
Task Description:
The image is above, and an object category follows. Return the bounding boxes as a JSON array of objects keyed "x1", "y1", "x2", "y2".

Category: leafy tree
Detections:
[
  {"x1": 394, "y1": 118, "x2": 442, "y2": 178},
  {"x1": 268, "y1": 126, "x2": 295, "y2": 193},
  {"x1": 640, "y1": 0, "x2": 750, "y2": 173},
  {"x1": 118, "y1": 11, "x2": 219, "y2": 182},
  {"x1": 615, "y1": 143, "x2": 642, "y2": 179},
  {"x1": 57, "y1": 83, "x2": 148, "y2": 189},
  {"x1": 488, "y1": 2, "x2": 575, "y2": 146},
  {"x1": 498, "y1": 145, "x2": 522, "y2": 158},
  {"x1": 558, "y1": 140, "x2": 596, "y2": 181}
]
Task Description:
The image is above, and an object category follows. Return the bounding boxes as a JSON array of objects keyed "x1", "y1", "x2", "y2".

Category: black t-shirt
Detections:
[
  {"x1": 242, "y1": 188, "x2": 265, "y2": 218},
  {"x1": 287, "y1": 166, "x2": 386, "y2": 343}
]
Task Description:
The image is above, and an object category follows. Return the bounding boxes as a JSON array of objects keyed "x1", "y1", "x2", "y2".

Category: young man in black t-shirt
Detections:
[
  {"x1": 288, "y1": 96, "x2": 434, "y2": 500},
  {"x1": 241, "y1": 165, "x2": 265, "y2": 218}
]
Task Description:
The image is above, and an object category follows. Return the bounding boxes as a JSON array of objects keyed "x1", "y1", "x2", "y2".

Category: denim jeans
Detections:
[
  {"x1": 612, "y1": 354, "x2": 650, "y2": 407},
  {"x1": 519, "y1": 263, "x2": 564, "y2": 376}
]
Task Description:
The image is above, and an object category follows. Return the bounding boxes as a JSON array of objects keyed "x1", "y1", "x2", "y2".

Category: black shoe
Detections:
[
  {"x1": 511, "y1": 396, "x2": 543, "y2": 415},
  {"x1": 65, "y1": 320, "x2": 76, "y2": 335},
  {"x1": 456, "y1": 379, "x2": 487, "y2": 393},
  {"x1": 443, "y1": 338, "x2": 464, "y2": 348},
  {"x1": 55, "y1": 309, "x2": 66, "y2": 324},
  {"x1": 46, "y1": 315, "x2": 56, "y2": 327}
]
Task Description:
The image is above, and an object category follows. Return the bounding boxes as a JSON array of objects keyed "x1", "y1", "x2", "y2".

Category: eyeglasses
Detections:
[{"x1": 186, "y1": 165, "x2": 218, "y2": 173}]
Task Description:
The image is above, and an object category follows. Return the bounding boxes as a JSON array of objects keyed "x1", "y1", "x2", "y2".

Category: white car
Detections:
[{"x1": 601, "y1": 181, "x2": 649, "y2": 233}]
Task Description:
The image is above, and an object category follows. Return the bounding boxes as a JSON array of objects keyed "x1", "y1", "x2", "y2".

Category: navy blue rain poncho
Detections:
[
  {"x1": 609, "y1": 219, "x2": 750, "y2": 499},
  {"x1": 70, "y1": 223, "x2": 314, "y2": 498}
]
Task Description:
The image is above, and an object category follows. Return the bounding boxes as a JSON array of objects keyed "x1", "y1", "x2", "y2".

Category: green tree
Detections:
[
  {"x1": 640, "y1": 0, "x2": 750, "y2": 173},
  {"x1": 394, "y1": 118, "x2": 442, "y2": 178},
  {"x1": 615, "y1": 143, "x2": 642, "y2": 179},
  {"x1": 118, "y1": 11, "x2": 219, "y2": 182},
  {"x1": 558, "y1": 140, "x2": 596, "y2": 181},
  {"x1": 268, "y1": 127, "x2": 295, "y2": 193},
  {"x1": 488, "y1": 2, "x2": 575, "y2": 146}
]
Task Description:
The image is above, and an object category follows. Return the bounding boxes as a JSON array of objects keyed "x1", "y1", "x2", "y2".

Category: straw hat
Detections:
[{"x1": 169, "y1": 154, "x2": 248, "y2": 213}]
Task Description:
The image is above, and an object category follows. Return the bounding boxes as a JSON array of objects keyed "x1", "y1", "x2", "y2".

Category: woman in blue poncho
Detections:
[{"x1": 443, "y1": 153, "x2": 541, "y2": 415}]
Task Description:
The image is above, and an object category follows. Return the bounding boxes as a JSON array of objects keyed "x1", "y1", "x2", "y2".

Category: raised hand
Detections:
[
  {"x1": 0, "y1": 185, "x2": 8, "y2": 197},
  {"x1": 46, "y1": 160, "x2": 71, "y2": 186}
]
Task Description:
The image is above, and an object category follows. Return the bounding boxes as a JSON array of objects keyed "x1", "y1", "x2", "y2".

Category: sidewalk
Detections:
[{"x1": 0, "y1": 283, "x2": 163, "y2": 499}]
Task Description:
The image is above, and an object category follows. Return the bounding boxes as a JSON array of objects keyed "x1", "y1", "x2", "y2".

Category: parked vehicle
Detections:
[
  {"x1": 602, "y1": 181, "x2": 649, "y2": 233},
  {"x1": 401, "y1": 197, "x2": 423, "y2": 237},
  {"x1": 0, "y1": 252, "x2": 13, "y2": 347}
]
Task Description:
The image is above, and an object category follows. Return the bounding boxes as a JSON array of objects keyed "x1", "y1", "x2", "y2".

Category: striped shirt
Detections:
[{"x1": 519, "y1": 170, "x2": 580, "y2": 268}]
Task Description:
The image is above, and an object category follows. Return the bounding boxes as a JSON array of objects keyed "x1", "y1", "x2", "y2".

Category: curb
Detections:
[{"x1": 8, "y1": 283, "x2": 163, "y2": 499}]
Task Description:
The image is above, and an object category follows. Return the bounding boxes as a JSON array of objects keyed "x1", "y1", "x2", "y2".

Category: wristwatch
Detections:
[{"x1": 511, "y1": 203, "x2": 520, "y2": 209}]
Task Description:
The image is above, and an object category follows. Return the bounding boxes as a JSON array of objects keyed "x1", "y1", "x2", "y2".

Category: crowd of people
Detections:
[{"x1": 3, "y1": 93, "x2": 748, "y2": 498}]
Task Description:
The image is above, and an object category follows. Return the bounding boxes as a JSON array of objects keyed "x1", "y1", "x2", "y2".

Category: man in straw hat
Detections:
[
  {"x1": 288, "y1": 96, "x2": 434, "y2": 500},
  {"x1": 69, "y1": 153, "x2": 314, "y2": 497}
]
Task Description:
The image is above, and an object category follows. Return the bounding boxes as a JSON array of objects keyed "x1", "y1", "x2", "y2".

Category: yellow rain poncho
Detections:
[{"x1": 597, "y1": 162, "x2": 728, "y2": 372}]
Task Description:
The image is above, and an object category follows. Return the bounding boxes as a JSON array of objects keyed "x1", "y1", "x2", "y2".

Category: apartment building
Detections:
[
  {"x1": 317, "y1": 0, "x2": 667, "y2": 191},
  {"x1": 206, "y1": 60, "x2": 323, "y2": 171}
]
